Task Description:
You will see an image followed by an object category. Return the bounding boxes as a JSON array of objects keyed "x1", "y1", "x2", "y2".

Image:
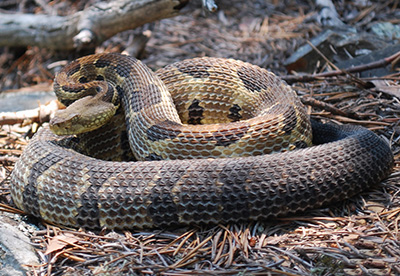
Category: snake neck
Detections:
[
  {"x1": 113, "y1": 55, "x2": 183, "y2": 160},
  {"x1": 118, "y1": 57, "x2": 182, "y2": 127}
]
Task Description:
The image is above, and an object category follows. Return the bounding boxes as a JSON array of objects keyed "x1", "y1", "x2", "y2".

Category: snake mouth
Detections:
[{"x1": 49, "y1": 112, "x2": 81, "y2": 135}]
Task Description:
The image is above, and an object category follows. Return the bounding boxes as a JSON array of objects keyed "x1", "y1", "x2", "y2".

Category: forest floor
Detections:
[{"x1": 1, "y1": 0, "x2": 400, "y2": 275}]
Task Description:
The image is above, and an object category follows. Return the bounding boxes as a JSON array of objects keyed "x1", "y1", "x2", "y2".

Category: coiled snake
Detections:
[{"x1": 10, "y1": 53, "x2": 394, "y2": 229}]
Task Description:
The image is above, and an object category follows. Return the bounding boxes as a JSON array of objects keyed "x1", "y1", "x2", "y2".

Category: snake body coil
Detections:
[{"x1": 10, "y1": 53, "x2": 394, "y2": 229}]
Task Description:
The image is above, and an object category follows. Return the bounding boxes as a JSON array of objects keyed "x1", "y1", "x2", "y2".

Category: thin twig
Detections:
[
  {"x1": 283, "y1": 50, "x2": 400, "y2": 84},
  {"x1": 301, "y1": 96, "x2": 361, "y2": 119}
]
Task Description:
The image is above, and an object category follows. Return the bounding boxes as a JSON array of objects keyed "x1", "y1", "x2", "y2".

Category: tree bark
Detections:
[{"x1": 0, "y1": 0, "x2": 188, "y2": 50}]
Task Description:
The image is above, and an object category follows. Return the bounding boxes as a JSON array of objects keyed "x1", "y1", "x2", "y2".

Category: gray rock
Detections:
[
  {"x1": 369, "y1": 22, "x2": 400, "y2": 40},
  {"x1": 0, "y1": 90, "x2": 56, "y2": 112},
  {"x1": 0, "y1": 217, "x2": 39, "y2": 275}
]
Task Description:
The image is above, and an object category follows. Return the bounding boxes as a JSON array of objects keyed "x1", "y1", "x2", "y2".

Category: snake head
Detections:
[
  {"x1": 50, "y1": 111, "x2": 82, "y2": 135},
  {"x1": 50, "y1": 94, "x2": 119, "y2": 135}
]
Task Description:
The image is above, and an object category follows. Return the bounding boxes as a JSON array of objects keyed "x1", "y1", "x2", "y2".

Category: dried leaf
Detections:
[
  {"x1": 44, "y1": 233, "x2": 80, "y2": 255},
  {"x1": 369, "y1": 80, "x2": 400, "y2": 98},
  {"x1": 365, "y1": 201, "x2": 386, "y2": 213}
]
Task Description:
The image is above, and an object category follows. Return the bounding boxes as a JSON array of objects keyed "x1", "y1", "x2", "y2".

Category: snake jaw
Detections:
[{"x1": 49, "y1": 111, "x2": 81, "y2": 135}]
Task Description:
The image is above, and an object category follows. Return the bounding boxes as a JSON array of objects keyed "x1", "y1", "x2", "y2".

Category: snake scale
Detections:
[{"x1": 10, "y1": 53, "x2": 394, "y2": 230}]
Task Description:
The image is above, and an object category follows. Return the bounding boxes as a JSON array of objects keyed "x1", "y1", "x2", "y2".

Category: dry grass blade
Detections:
[
  {"x1": 170, "y1": 235, "x2": 213, "y2": 268},
  {"x1": 0, "y1": 202, "x2": 25, "y2": 215}
]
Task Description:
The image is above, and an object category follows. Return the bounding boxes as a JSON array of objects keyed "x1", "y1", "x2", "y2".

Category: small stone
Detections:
[{"x1": 0, "y1": 217, "x2": 39, "y2": 275}]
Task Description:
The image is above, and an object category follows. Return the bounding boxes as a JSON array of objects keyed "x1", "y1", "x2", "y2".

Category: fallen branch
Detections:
[
  {"x1": 301, "y1": 96, "x2": 361, "y2": 120},
  {"x1": 0, "y1": 100, "x2": 60, "y2": 126},
  {"x1": 0, "y1": 0, "x2": 188, "y2": 50},
  {"x1": 282, "y1": 50, "x2": 400, "y2": 84}
]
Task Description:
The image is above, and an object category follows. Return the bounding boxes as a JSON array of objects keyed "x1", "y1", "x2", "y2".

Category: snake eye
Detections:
[{"x1": 95, "y1": 86, "x2": 102, "y2": 93}]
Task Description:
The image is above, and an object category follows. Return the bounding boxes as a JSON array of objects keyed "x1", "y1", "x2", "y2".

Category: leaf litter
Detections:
[{"x1": 1, "y1": 0, "x2": 400, "y2": 275}]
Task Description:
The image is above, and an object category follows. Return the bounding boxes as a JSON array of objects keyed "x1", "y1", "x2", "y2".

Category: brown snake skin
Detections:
[{"x1": 10, "y1": 53, "x2": 394, "y2": 229}]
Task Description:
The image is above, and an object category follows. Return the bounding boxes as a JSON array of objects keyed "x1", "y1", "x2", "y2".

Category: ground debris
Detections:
[{"x1": 1, "y1": 0, "x2": 400, "y2": 275}]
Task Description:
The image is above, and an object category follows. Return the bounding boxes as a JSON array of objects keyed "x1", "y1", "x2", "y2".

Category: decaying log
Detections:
[{"x1": 0, "y1": 0, "x2": 188, "y2": 50}]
